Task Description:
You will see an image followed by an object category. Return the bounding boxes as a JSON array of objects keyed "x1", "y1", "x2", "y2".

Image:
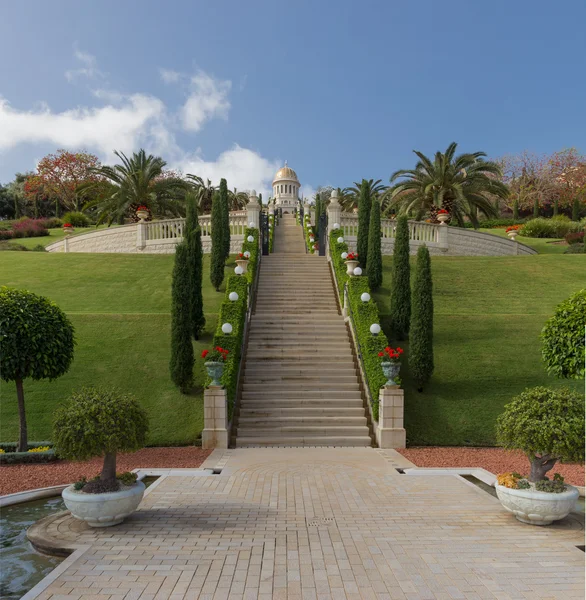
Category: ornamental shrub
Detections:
[
  {"x1": 220, "y1": 178, "x2": 231, "y2": 261},
  {"x1": 210, "y1": 190, "x2": 225, "y2": 291},
  {"x1": 61, "y1": 211, "x2": 91, "y2": 228},
  {"x1": 0, "y1": 288, "x2": 75, "y2": 451},
  {"x1": 356, "y1": 180, "x2": 371, "y2": 270},
  {"x1": 496, "y1": 387, "x2": 584, "y2": 482},
  {"x1": 11, "y1": 218, "x2": 49, "y2": 239},
  {"x1": 409, "y1": 245, "x2": 434, "y2": 390},
  {"x1": 184, "y1": 193, "x2": 205, "y2": 339},
  {"x1": 367, "y1": 199, "x2": 382, "y2": 290},
  {"x1": 329, "y1": 228, "x2": 349, "y2": 299},
  {"x1": 389, "y1": 215, "x2": 411, "y2": 340},
  {"x1": 520, "y1": 216, "x2": 581, "y2": 238},
  {"x1": 170, "y1": 243, "x2": 194, "y2": 392},
  {"x1": 541, "y1": 289, "x2": 586, "y2": 379},
  {"x1": 571, "y1": 196, "x2": 580, "y2": 221},
  {"x1": 241, "y1": 228, "x2": 259, "y2": 284},
  {"x1": 53, "y1": 387, "x2": 148, "y2": 486}
]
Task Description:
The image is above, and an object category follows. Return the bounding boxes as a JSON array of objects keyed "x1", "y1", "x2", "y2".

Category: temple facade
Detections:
[{"x1": 272, "y1": 161, "x2": 300, "y2": 212}]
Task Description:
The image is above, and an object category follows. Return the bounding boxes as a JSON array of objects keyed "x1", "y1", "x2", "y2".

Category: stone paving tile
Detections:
[{"x1": 25, "y1": 448, "x2": 584, "y2": 600}]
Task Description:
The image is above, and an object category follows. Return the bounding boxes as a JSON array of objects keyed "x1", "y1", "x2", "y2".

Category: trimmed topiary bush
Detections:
[
  {"x1": 541, "y1": 289, "x2": 586, "y2": 379},
  {"x1": 53, "y1": 387, "x2": 149, "y2": 488},
  {"x1": 184, "y1": 193, "x2": 205, "y2": 340},
  {"x1": 366, "y1": 199, "x2": 382, "y2": 290},
  {"x1": 170, "y1": 242, "x2": 194, "y2": 392},
  {"x1": 356, "y1": 180, "x2": 371, "y2": 270},
  {"x1": 329, "y1": 228, "x2": 349, "y2": 299},
  {"x1": 61, "y1": 211, "x2": 91, "y2": 228},
  {"x1": 210, "y1": 190, "x2": 225, "y2": 291},
  {"x1": 0, "y1": 287, "x2": 75, "y2": 451},
  {"x1": 409, "y1": 245, "x2": 434, "y2": 390},
  {"x1": 496, "y1": 387, "x2": 584, "y2": 482},
  {"x1": 389, "y1": 215, "x2": 411, "y2": 340}
]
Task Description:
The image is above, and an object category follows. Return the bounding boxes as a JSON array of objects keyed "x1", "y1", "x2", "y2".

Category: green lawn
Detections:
[
  {"x1": 0, "y1": 253, "x2": 235, "y2": 446},
  {"x1": 482, "y1": 228, "x2": 569, "y2": 254},
  {"x1": 7, "y1": 225, "x2": 113, "y2": 249},
  {"x1": 374, "y1": 254, "x2": 586, "y2": 446}
]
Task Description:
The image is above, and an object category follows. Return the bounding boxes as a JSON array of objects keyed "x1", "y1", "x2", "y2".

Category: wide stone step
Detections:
[
  {"x1": 244, "y1": 366, "x2": 356, "y2": 376},
  {"x1": 251, "y1": 318, "x2": 343, "y2": 325},
  {"x1": 239, "y1": 407, "x2": 366, "y2": 417},
  {"x1": 247, "y1": 341, "x2": 350, "y2": 349},
  {"x1": 247, "y1": 334, "x2": 349, "y2": 343},
  {"x1": 237, "y1": 416, "x2": 367, "y2": 427},
  {"x1": 234, "y1": 436, "x2": 372, "y2": 447},
  {"x1": 245, "y1": 353, "x2": 354, "y2": 362},
  {"x1": 248, "y1": 324, "x2": 345, "y2": 331},
  {"x1": 242, "y1": 382, "x2": 360, "y2": 392},
  {"x1": 241, "y1": 390, "x2": 362, "y2": 399},
  {"x1": 237, "y1": 425, "x2": 369, "y2": 436},
  {"x1": 242, "y1": 376, "x2": 358, "y2": 385}
]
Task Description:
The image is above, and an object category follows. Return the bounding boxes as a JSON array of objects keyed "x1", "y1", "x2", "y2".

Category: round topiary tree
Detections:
[
  {"x1": 0, "y1": 287, "x2": 75, "y2": 451},
  {"x1": 541, "y1": 289, "x2": 586, "y2": 379},
  {"x1": 496, "y1": 387, "x2": 585, "y2": 482},
  {"x1": 53, "y1": 387, "x2": 149, "y2": 491}
]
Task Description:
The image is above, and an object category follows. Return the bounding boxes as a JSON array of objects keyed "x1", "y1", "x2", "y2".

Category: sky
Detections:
[{"x1": 1, "y1": 0, "x2": 585, "y2": 200}]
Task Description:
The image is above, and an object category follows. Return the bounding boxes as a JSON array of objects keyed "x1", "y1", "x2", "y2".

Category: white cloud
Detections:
[
  {"x1": 160, "y1": 68, "x2": 181, "y2": 84},
  {"x1": 176, "y1": 145, "x2": 280, "y2": 200},
  {"x1": 300, "y1": 184, "x2": 317, "y2": 202},
  {"x1": 181, "y1": 71, "x2": 231, "y2": 132},
  {"x1": 65, "y1": 48, "x2": 104, "y2": 81}
]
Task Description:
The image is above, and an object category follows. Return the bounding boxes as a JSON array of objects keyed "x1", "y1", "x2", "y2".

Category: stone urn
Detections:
[
  {"x1": 136, "y1": 209, "x2": 149, "y2": 222},
  {"x1": 381, "y1": 362, "x2": 401, "y2": 386},
  {"x1": 235, "y1": 259, "x2": 249, "y2": 273},
  {"x1": 205, "y1": 361, "x2": 225, "y2": 386},
  {"x1": 62, "y1": 480, "x2": 145, "y2": 528},
  {"x1": 344, "y1": 260, "x2": 359, "y2": 276},
  {"x1": 495, "y1": 484, "x2": 579, "y2": 526},
  {"x1": 437, "y1": 213, "x2": 449, "y2": 225},
  {"x1": 63, "y1": 225, "x2": 74, "y2": 235},
  {"x1": 507, "y1": 230, "x2": 518, "y2": 241}
]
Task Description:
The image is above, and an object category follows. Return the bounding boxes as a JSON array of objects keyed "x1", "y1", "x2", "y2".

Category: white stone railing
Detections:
[
  {"x1": 340, "y1": 214, "x2": 439, "y2": 244},
  {"x1": 145, "y1": 218, "x2": 184, "y2": 241}
]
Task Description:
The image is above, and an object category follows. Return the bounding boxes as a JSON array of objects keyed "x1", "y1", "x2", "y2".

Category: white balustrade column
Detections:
[
  {"x1": 136, "y1": 221, "x2": 147, "y2": 250},
  {"x1": 327, "y1": 190, "x2": 342, "y2": 234},
  {"x1": 202, "y1": 387, "x2": 228, "y2": 449},
  {"x1": 437, "y1": 223, "x2": 449, "y2": 252},
  {"x1": 246, "y1": 190, "x2": 261, "y2": 229},
  {"x1": 376, "y1": 386, "x2": 406, "y2": 448}
]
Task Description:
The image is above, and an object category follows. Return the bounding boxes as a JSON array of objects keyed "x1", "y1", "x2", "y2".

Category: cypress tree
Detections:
[
  {"x1": 409, "y1": 245, "x2": 434, "y2": 391},
  {"x1": 185, "y1": 193, "x2": 205, "y2": 339},
  {"x1": 390, "y1": 215, "x2": 411, "y2": 340},
  {"x1": 258, "y1": 192, "x2": 262, "y2": 207},
  {"x1": 314, "y1": 193, "x2": 321, "y2": 236},
  {"x1": 220, "y1": 178, "x2": 230, "y2": 261},
  {"x1": 367, "y1": 198, "x2": 382, "y2": 290},
  {"x1": 356, "y1": 179, "x2": 371, "y2": 269},
  {"x1": 572, "y1": 196, "x2": 580, "y2": 221},
  {"x1": 552, "y1": 197, "x2": 559, "y2": 217},
  {"x1": 533, "y1": 197, "x2": 539, "y2": 219},
  {"x1": 512, "y1": 198, "x2": 519, "y2": 220},
  {"x1": 210, "y1": 190, "x2": 225, "y2": 291},
  {"x1": 170, "y1": 242, "x2": 194, "y2": 393}
]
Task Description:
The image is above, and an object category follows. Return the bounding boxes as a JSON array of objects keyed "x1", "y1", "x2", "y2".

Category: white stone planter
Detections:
[
  {"x1": 62, "y1": 480, "x2": 146, "y2": 527},
  {"x1": 345, "y1": 260, "x2": 359, "y2": 276},
  {"x1": 437, "y1": 213, "x2": 449, "y2": 224},
  {"x1": 495, "y1": 483, "x2": 579, "y2": 525},
  {"x1": 235, "y1": 259, "x2": 249, "y2": 273},
  {"x1": 507, "y1": 230, "x2": 518, "y2": 240}
]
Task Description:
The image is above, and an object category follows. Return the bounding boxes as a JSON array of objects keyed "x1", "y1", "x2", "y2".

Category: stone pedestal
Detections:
[
  {"x1": 438, "y1": 222, "x2": 448, "y2": 252},
  {"x1": 136, "y1": 221, "x2": 147, "y2": 250},
  {"x1": 246, "y1": 191, "x2": 260, "y2": 229},
  {"x1": 377, "y1": 386, "x2": 406, "y2": 448},
  {"x1": 327, "y1": 190, "x2": 342, "y2": 235},
  {"x1": 202, "y1": 387, "x2": 229, "y2": 449}
]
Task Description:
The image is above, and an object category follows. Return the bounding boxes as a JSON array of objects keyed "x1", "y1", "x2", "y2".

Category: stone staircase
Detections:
[{"x1": 233, "y1": 213, "x2": 373, "y2": 447}]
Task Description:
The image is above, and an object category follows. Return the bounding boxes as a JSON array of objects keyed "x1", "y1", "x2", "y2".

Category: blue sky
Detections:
[{"x1": 1, "y1": 0, "x2": 585, "y2": 198}]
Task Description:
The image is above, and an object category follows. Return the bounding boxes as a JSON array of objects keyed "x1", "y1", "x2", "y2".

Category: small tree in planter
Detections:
[{"x1": 495, "y1": 386, "x2": 584, "y2": 525}]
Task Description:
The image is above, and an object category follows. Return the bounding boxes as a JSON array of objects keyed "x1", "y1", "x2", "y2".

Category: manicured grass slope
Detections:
[
  {"x1": 374, "y1": 255, "x2": 585, "y2": 446},
  {"x1": 0, "y1": 253, "x2": 233, "y2": 446}
]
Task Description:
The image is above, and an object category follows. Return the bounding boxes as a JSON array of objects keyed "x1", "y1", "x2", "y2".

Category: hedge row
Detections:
[
  {"x1": 206, "y1": 229, "x2": 259, "y2": 418},
  {"x1": 269, "y1": 214, "x2": 275, "y2": 252},
  {"x1": 329, "y1": 228, "x2": 389, "y2": 421},
  {"x1": 0, "y1": 441, "x2": 57, "y2": 464},
  {"x1": 304, "y1": 214, "x2": 316, "y2": 253}
]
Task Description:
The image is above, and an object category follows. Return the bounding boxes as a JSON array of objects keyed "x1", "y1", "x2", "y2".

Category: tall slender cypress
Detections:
[
  {"x1": 210, "y1": 190, "x2": 225, "y2": 291},
  {"x1": 572, "y1": 196, "x2": 580, "y2": 221},
  {"x1": 185, "y1": 193, "x2": 205, "y2": 339},
  {"x1": 170, "y1": 242, "x2": 194, "y2": 393},
  {"x1": 258, "y1": 192, "x2": 262, "y2": 207},
  {"x1": 367, "y1": 199, "x2": 382, "y2": 290},
  {"x1": 409, "y1": 245, "x2": 434, "y2": 390},
  {"x1": 390, "y1": 215, "x2": 411, "y2": 340},
  {"x1": 314, "y1": 193, "x2": 321, "y2": 236},
  {"x1": 356, "y1": 179, "x2": 371, "y2": 270},
  {"x1": 512, "y1": 198, "x2": 519, "y2": 220},
  {"x1": 219, "y1": 178, "x2": 230, "y2": 261}
]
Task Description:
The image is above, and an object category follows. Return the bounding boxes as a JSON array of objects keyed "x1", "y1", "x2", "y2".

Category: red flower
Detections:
[
  {"x1": 378, "y1": 352, "x2": 384, "y2": 357},
  {"x1": 201, "y1": 350, "x2": 209, "y2": 359},
  {"x1": 438, "y1": 209, "x2": 449, "y2": 214},
  {"x1": 63, "y1": 223, "x2": 73, "y2": 228},
  {"x1": 136, "y1": 205, "x2": 148, "y2": 211}
]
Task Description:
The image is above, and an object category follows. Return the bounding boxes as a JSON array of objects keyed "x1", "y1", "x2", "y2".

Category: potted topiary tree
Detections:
[
  {"x1": 53, "y1": 387, "x2": 149, "y2": 527},
  {"x1": 495, "y1": 386, "x2": 584, "y2": 525}
]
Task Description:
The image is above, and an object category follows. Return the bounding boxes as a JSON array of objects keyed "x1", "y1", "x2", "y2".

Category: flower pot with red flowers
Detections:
[
  {"x1": 63, "y1": 223, "x2": 74, "y2": 235},
  {"x1": 437, "y1": 209, "x2": 450, "y2": 225},
  {"x1": 378, "y1": 346, "x2": 404, "y2": 386},
  {"x1": 136, "y1": 205, "x2": 149, "y2": 221},
  {"x1": 344, "y1": 252, "x2": 359, "y2": 275},
  {"x1": 506, "y1": 225, "x2": 519, "y2": 240},
  {"x1": 202, "y1": 347, "x2": 230, "y2": 386},
  {"x1": 235, "y1": 252, "x2": 249, "y2": 273}
]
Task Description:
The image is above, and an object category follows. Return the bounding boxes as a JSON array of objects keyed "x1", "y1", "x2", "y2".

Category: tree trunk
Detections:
[
  {"x1": 513, "y1": 199, "x2": 519, "y2": 220},
  {"x1": 553, "y1": 197, "x2": 559, "y2": 217},
  {"x1": 15, "y1": 378, "x2": 28, "y2": 452},
  {"x1": 529, "y1": 455, "x2": 557, "y2": 482},
  {"x1": 101, "y1": 452, "x2": 117, "y2": 481}
]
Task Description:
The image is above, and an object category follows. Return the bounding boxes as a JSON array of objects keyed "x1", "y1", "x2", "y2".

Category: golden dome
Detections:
[{"x1": 273, "y1": 161, "x2": 299, "y2": 183}]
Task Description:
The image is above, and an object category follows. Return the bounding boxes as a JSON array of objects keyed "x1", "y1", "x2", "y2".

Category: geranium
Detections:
[
  {"x1": 136, "y1": 205, "x2": 149, "y2": 212},
  {"x1": 437, "y1": 209, "x2": 449, "y2": 214},
  {"x1": 379, "y1": 346, "x2": 404, "y2": 363},
  {"x1": 506, "y1": 225, "x2": 520, "y2": 232},
  {"x1": 63, "y1": 223, "x2": 73, "y2": 228},
  {"x1": 238, "y1": 252, "x2": 249, "y2": 260},
  {"x1": 346, "y1": 252, "x2": 358, "y2": 261},
  {"x1": 202, "y1": 347, "x2": 230, "y2": 362}
]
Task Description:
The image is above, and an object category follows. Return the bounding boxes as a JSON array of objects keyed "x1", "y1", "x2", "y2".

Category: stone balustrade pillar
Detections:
[
  {"x1": 202, "y1": 386, "x2": 229, "y2": 449},
  {"x1": 437, "y1": 223, "x2": 449, "y2": 252},
  {"x1": 246, "y1": 190, "x2": 260, "y2": 229},
  {"x1": 327, "y1": 190, "x2": 342, "y2": 234},
  {"x1": 136, "y1": 221, "x2": 147, "y2": 250},
  {"x1": 376, "y1": 386, "x2": 406, "y2": 448}
]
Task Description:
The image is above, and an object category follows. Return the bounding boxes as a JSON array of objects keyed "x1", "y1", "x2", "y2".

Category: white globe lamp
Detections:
[
  {"x1": 370, "y1": 323, "x2": 381, "y2": 335},
  {"x1": 229, "y1": 292, "x2": 239, "y2": 302},
  {"x1": 247, "y1": 235, "x2": 254, "y2": 242},
  {"x1": 353, "y1": 267, "x2": 363, "y2": 276},
  {"x1": 361, "y1": 293, "x2": 371, "y2": 302},
  {"x1": 341, "y1": 252, "x2": 348, "y2": 259},
  {"x1": 221, "y1": 323, "x2": 233, "y2": 334},
  {"x1": 249, "y1": 221, "x2": 255, "y2": 228},
  {"x1": 234, "y1": 266, "x2": 244, "y2": 275},
  {"x1": 333, "y1": 222, "x2": 340, "y2": 229},
  {"x1": 243, "y1": 251, "x2": 251, "y2": 258}
]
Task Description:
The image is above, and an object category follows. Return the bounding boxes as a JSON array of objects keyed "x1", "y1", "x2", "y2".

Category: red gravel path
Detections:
[
  {"x1": 397, "y1": 447, "x2": 585, "y2": 487},
  {"x1": 0, "y1": 447, "x2": 212, "y2": 496}
]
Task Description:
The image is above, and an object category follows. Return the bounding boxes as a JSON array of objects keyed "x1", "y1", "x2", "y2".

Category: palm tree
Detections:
[
  {"x1": 228, "y1": 187, "x2": 249, "y2": 211},
  {"x1": 384, "y1": 142, "x2": 507, "y2": 227},
  {"x1": 81, "y1": 150, "x2": 186, "y2": 225},
  {"x1": 343, "y1": 179, "x2": 388, "y2": 212},
  {"x1": 185, "y1": 174, "x2": 216, "y2": 214}
]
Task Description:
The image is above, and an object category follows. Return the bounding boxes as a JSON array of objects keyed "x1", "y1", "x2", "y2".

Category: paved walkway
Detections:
[{"x1": 26, "y1": 448, "x2": 584, "y2": 600}]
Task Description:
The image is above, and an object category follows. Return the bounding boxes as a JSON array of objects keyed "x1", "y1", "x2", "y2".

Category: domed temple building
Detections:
[{"x1": 272, "y1": 161, "x2": 300, "y2": 212}]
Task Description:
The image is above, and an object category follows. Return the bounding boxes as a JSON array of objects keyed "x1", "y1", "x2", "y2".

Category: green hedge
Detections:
[
  {"x1": 305, "y1": 217, "x2": 316, "y2": 253},
  {"x1": 241, "y1": 228, "x2": 259, "y2": 284},
  {"x1": 269, "y1": 215, "x2": 275, "y2": 253},
  {"x1": 329, "y1": 229, "x2": 349, "y2": 300},
  {"x1": 346, "y1": 278, "x2": 390, "y2": 421},
  {"x1": 0, "y1": 441, "x2": 56, "y2": 464}
]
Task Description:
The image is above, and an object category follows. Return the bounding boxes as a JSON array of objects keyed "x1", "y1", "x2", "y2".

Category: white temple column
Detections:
[{"x1": 246, "y1": 190, "x2": 260, "y2": 229}]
